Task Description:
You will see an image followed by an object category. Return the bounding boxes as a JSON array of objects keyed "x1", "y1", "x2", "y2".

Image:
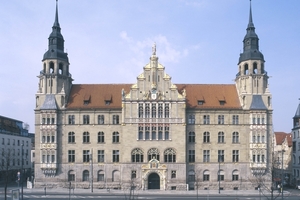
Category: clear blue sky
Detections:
[{"x1": 0, "y1": 0, "x2": 299, "y2": 133}]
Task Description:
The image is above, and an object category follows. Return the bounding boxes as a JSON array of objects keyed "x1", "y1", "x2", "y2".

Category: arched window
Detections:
[
  {"x1": 232, "y1": 170, "x2": 239, "y2": 181},
  {"x1": 112, "y1": 170, "x2": 120, "y2": 182},
  {"x1": 132, "y1": 148, "x2": 144, "y2": 163},
  {"x1": 218, "y1": 132, "x2": 224, "y2": 143},
  {"x1": 82, "y1": 170, "x2": 89, "y2": 181},
  {"x1": 50, "y1": 62, "x2": 54, "y2": 73},
  {"x1": 253, "y1": 62, "x2": 257, "y2": 74},
  {"x1": 148, "y1": 148, "x2": 159, "y2": 161},
  {"x1": 203, "y1": 132, "x2": 210, "y2": 143},
  {"x1": 59, "y1": 63, "x2": 63, "y2": 75},
  {"x1": 232, "y1": 132, "x2": 239, "y2": 143},
  {"x1": 98, "y1": 132, "x2": 104, "y2": 143},
  {"x1": 244, "y1": 63, "x2": 248, "y2": 75},
  {"x1": 218, "y1": 170, "x2": 224, "y2": 181},
  {"x1": 97, "y1": 170, "x2": 104, "y2": 181},
  {"x1": 203, "y1": 170, "x2": 210, "y2": 181},
  {"x1": 68, "y1": 170, "x2": 75, "y2": 181},
  {"x1": 164, "y1": 148, "x2": 176, "y2": 163}
]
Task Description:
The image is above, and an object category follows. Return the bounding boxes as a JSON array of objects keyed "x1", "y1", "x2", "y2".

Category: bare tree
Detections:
[
  {"x1": 249, "y1": 151, "x2": 288, "y2": 200},
  {"x1": 0, "y1": 148, "x2": 16, "y2": 200}
]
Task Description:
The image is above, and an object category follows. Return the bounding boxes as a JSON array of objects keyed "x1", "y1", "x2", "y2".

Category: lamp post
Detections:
[
  {"x1": 89, "y1": 151, "x2": 93, "y2": 193},
  {"x1": 281, "y1": 150, "x2": 284, "y2": 200},
  {"x1": 21, "y1": 143, "x2": 24, "y2": 200},
  {"x1": 218, "y1": 155, "x2": 221, "y2": 194}
]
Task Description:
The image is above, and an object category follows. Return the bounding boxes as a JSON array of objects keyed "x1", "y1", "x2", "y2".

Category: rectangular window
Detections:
[
  {"x1": 67, "y1": 116, "x2": 73, "y2": 125},
  {"x1": 165, "y1": 126, "x2": 169, "y2": 140},
  {"x1": 218, "y1": 132, "x2": 225, "y2": 143},
  {"x1": 138, "y1": 126, "x2": 143, "y2": 140},
  {"x1": 203, "y1": 174, "x2": 210, "y2": 181},
  {"x1": 68, "y1": 132, "x2": 75, "y2": 143},
  {"x1": 218, "y1": 150, "x2": 224, "y2": 162},
  {"x1": 252, "y1": 117, "x2": 256, "y2": 125},
  {"x1": 139, "y1": 103, "x2": 144, "y2": 118},
  {"x1": 152, "y1": 126, "x2": 156, "y2": 140},
  {"x1": 232, "y1": 115, "x2": 239, "y2": 125},
  {"x1": 218, "y1": 174, "x2": 224, "y2": 181},
  {"x1": 189, "y1": 150, "x2": 195, "y2": 163},
  {"x1": 232, "y1": 150, "x2": 239, "y2": 162},
  {"x1": 131, "y1": 170, "x2": 137, "y2": 179},
  {"x1": 164, "y1": 104, "x2": 169, "y2": 118},
  {"x1": 203, "y1": 150, "x2": 210, "y2": 162},
  {"x1": 188, "y1": 114, "x2": 195, "y2": 124},
  {"x1": 158, "y1": 103, "x2": 163, "y2": 118},
  {"x1": 83, "y1": 115, "x2": 90, "y2": 124},
  {"x1": 232, "y1": 175, "x2": 239, "y2": 181},
  {"x1": 262, "y1": 117, "x2": 265, "y2": 124},
  {"x1": 113, "y1": 150, "x2": 119, "y2": 162},
  {"x1": 218, "y1": 115, "x2": 224, "y2": 124},
  {"x1": 152, "y1": 103, "x2": 156, "y2": 118},
  {"x1": 171, "y1": 170, "x2": 176, "y2": 178},
  {"x1": 83, "y1": 150, "x2": 90, "y2": 162},
  {"x1": 98, "y1": 132, "x2": 105, "y2": 143},
  {"x1": 98, "y1": 115, "x2": 104, "y2": 124},
  {"x1": 158, "y1": 126, "x2": 163, "y2": 140},
  {"x1": 188, "y1": 132, "x2": 195, "y2": 143},
  {"x1": 203, "y1": 115, "x2": 210, "y2": 124},
  {"x1": 145, "y1": 126, "x2": 150, "y2": 140},
  {"x1": 83, "y1": 132, "x2": 90, "y2": 143},
  {"x1": 145, "y1": 104, "x2": 150, "y2": 118},
  {"x1": 113, "y1": 115, "x2": 119, "y2": 124},
  {"x1": 98, "y1": 150, "x2": 104, "y2": 162}
]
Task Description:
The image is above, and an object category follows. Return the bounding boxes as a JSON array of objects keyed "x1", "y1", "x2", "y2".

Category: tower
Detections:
[
  {"x1": 235, "y1": 1, "x2": 271, "y2": 110},
  {"x1": 35, "y1": 0, "x2": 72, "y2": 178},
  {"x1": 235, "y1": 1, "x2": 273, "y2": 176}
]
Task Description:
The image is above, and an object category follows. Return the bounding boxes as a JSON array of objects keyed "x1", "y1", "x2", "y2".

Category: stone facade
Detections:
[{"x1": 34, "y1": 2, "x2": 273, "y2": 190}]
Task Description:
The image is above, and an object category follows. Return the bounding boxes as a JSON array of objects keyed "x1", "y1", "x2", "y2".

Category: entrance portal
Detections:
[{"x1": 148, "y1": 173, "x2": 160, "y2": 189}]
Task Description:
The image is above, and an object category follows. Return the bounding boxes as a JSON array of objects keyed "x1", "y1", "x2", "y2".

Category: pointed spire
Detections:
[
  {"x1": 238, "y1": 0, "x2": 264, "y2": 64},
  {"x1": 43, "y1": 0, "x2": 69, "y2": 62},
  {"x1": 53, "y1": 0, "x2": 60, "y2": 27},
  {"x1": 247, "y1": 0, "x2": 254, "y2": 29}
]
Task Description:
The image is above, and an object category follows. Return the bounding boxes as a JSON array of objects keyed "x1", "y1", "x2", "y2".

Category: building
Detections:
[
  {"x1": 292, "y1": 101, "x2": 300, "y2": 187},
  {"x1": 0, "y1": 115, "x2": 32, "y2": 183},
  {"x1": 34, "y1": 2, "x2": 273, "y2": 190},
  {"x1": 273, "y1": 132, "x2": 292, "y2": 186}
]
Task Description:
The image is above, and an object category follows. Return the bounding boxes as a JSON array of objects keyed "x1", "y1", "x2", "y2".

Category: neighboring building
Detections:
[
  {"x1": 34, "y1": 2, "x2": 273, "y2": 190},
  {"x1": 292, "y1": 101, "x2": 300, "y2": 186},
  {"x1": 0, "y1": 115, "x2": 32, "y2": 183},
  {"x1": 273, "y1": 132, "x2": 292, "y2": 186}
]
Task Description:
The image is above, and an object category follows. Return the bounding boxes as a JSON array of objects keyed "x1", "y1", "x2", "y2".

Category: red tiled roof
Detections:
[
  {"x1": 274, "y1": 132, "x2": 292, "y2": 147},
  {"x1": 66, "y1": 84, "x2": 241, "y2": 110},
  {"x1": 177, "y1": 84, "x2": 241, "y2": 109}
]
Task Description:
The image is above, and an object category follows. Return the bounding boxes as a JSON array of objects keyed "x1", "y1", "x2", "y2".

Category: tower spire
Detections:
[
  {"x1": 43, "y1": 0, "x2": 68, "y2": 62},
  {"x1": 54, "y1": 0, "x2": 60, "y2": 27},
  {"x1": 238, "y1": 0, "x2": 264, "y2": 64},
  {"x1": 248, "y1": 0, "x2": 254, "y2": 29}
]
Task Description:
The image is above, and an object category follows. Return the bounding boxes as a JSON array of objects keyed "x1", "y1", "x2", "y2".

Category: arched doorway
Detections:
[{"x1": 148, "y1": 173, "x2": 160, "y2": 189}]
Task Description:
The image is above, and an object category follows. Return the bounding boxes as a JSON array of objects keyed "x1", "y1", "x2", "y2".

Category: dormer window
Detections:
[
  {"x1": 104, "y1": 94, "x2": 112, "y2": 106},
  {"x1": 83, "y1": 94, "x2": 90, "y2": 105},
  {"x1": 198, "y1": 100, "x2": 204, "y2": 105},
  {"x1": 219, "y1": 100, "x2": 226, "y2": 106}
]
